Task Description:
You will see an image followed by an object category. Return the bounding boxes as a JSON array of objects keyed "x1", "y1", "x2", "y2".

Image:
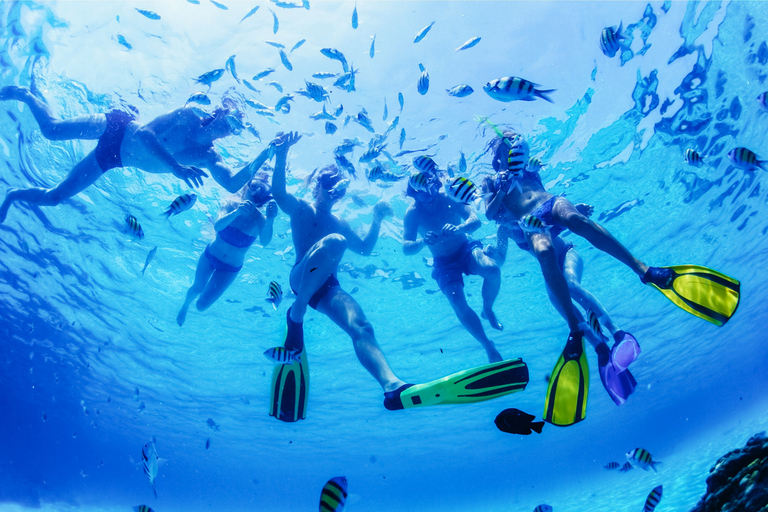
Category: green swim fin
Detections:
[
  {"x1": 543, "y1": 331, "x2": 589, "y2": 427},
  {"x1": 642, "y1": 265, "x2": 740, "y2": 327},
  {"x1": 269, "y1": 310, "x2": 309, "y2": 422},
  {"x1": 384, "y1": 358, "x2": 529, "y2": 410}
]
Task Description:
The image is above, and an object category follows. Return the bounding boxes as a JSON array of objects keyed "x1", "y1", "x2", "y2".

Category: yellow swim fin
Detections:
[
  {"x1": 543, "y1": 331, "x2": 589, "y2": 427},
  {"x1": 269, "y1": 310, "x2": 309, "y2": 422}
]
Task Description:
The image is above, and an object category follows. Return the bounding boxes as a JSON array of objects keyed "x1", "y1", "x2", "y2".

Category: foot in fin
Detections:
[
  {"x1": 269, "y1": 308, "x2": 309, "y2": 422},
  {"x1": 611, "y1": 331, "x2": 640, "y2": 372},
  {"x1": 596, "y1": 342, "x2": 637, "y2": 406},
  {"x1": 384, "y1": 359, "x2": 528, "y2": 411},
  {"x1": 641, "y1": 265, "x2": 740, "y2": 326},
  {"x1": 543, "y1": 331, "x2": 589, "y2": 427}
]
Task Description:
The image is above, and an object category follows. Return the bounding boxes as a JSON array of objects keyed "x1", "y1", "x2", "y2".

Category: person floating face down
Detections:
[
  {"x1": 0, "y1": 86, "x2": 273, "y2": 225},
  {"x1": 268, "y1": 131, "x2": 409, "y2": 401},
  {"x1": 177, "y1": 170, "x2": 278, "y2": 326},
  {"x1": 401, "y1": 157, "x2": 504, "y2": 364}
]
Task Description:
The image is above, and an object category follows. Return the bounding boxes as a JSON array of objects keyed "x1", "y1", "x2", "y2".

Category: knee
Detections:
[
  {"x1": 322, "y1": 234, "x2": 348, "y2": 257},
  {"x1": 40, "y1": 188, "x2": 65, "y2": 206},
  {"x1": 195, "y1": 298, "x2": 212, "y2": 312},
  {"x1": 351, "y1": 317, "x2": 375, "y2": 341}
]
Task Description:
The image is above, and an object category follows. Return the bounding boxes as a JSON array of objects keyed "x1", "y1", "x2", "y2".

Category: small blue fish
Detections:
[
  {"x1": 210, "y1": 0, "x2": 228, "y2": 10},
  {"x1": 141, "y1": 246, "x2": 158, "y2": 276},
  {"x1": 271, "y1": 0, "x2": 303, "y2": 7},
  {"x1": 206, "y1": 418, "x2": 220, "y2": 431},
  {"x1": 269, "y1": 8, "x2": 279, "y2": 34},
  {"x1": 600, "y1": 22, "x2": 625, "y2": 58},
  {"x1": 194, "y1": 69, "x2": 225, "y2": 87},
  {"x1": 459, "y1": 151, "x2": 467, "y2": 174},
  {"x1": 117, "y1": 34, "x2": 132, "y2": 50},
  {"x1": 334, "y1": 154, "x2": 358, "y2": 180},
  {"x1": 265, "y1": 40, "x2": 285, "y2": 49},
  {"x1": 290, "y1": 39, "x2": 306, "y2": 53},
  {"x1": 527, "y1": 157, "x2": 542, "y2": 174},
  {"x1": 417, "y1": 63, "x2": 429, "y2": 95},
  {"x1": 320, "y1": 48, "x2": 349, "y2": 72},
  {"x1": 455, "y1": 36, "x2": 480, "y2": 52},
  {"x1": 275, "y1": 94, "x2": 294, "y2": 113},
  {"x1": 133, "y1": 506, "x2": 155, "y2": 512},
  {"x1": 313, "y1": 72, "x2": 339, "y2": 79},
  {"x1": 267, "y1": 81, "x2": 283, "y2": 93},
  {"x1": 310, "y1": 104, "x2": 336, "y2": 120},
  {"x1": 383, "y1": 99, "x2": 388, "y2": 121},
  {"x1": 142, "y1": 442, "x2": 159, "y2": 498},
  {"x1": 369, "y1": 35, "x2": 376, "y2": 58},
  {"x1": 399, "y1": 128, "x2": 406, "y2": 149},
  {"x1": 446, "y1": 84, "x2": 473, "y2": 97},
  {"x1": 414, "y1": 21, "x2": 435, "y2": 43},
  {"x1": 242, "y1": 79, "x2": 261, "y2": 94},
  {"x1": 266, "y1": 281, "x2": 283, "y2": 309},
  {"x1": 246, "y1": 99, "x2": 270, "y2": 110},
  {"x1": 163, "y1": 193, "x2": 197, "y2": 217},
  {"x1": 279, "y1": 50, "x2": 293, "y2": 71},
  {"x1": 136, "y1": 9, "x2": 161, "y2": 20},
  {"x1": 604, "y1": 462, "x2": 620, "y2": 470},
  {"x1": 239, "y1": 5, "x2": 260, "y2": 23},
  {"x1": 252, "y1": 68, "x2": 276, "y2": 80},
  {"x1": 205, "y1": 437, "x2": 210, "y2": 450},
  {"x1": 186, "y1": 92, "x2": 211, "y2": 105},
  {"x1": 264, "y1": 346, "x2": 300, "y2": 364},
  {"x1": 334, "y1": 104, "x2": 343, "y2": 117},
  {"x1": 125, "y1": 215, "x2": 145, "y2": 239},
  {"x1": 408, "y1": 172, "x2": 431, "y2": 192},
  {"x1": 359, "y1": 144, "x2": 386, "y2": 163},
  {"x1": 325, "y1": 122, "x2": 338, "y2": 135},
  {"x1": 413, "y1": 155, "x2": 438, "y2": 174},
  {"x1": 225, "y1": 55, "x2": 240, "y2": 83},
  {"x1": 398, "y1": 92, "x2": 404, "y2": 112},
  {"x1": 352, "y1": 3, "x2": 358, "y2": 28},
  {"x1": 245, "y1": 123, "x2": 261, "y2": 141}
]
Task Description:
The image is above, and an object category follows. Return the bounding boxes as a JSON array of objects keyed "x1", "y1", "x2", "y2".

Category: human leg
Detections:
[
  {"x1": 316, "y1": 287, "x2": 405, "y2": 392},
  {"x1": 176, "y1": 250, "x2": 216, "y2": 326},
  {"x1": 288, "y1": 234, "x2": 347, "y2": 323},
  {"x1": 441, "y1": 281, "x2": 502, "y2": 363},
  {"x1": 529, "y1": 233, "x2": 582, "y2": 332},
  {"x1": 196, "y1": 269, "x2": 239, "y2": 311},
  {"x1": 561, "y1": 246, "x2": 620, "y2": 335},
  {"x1": 466, "y1": 247, "x2": 503, "y2": 331}
]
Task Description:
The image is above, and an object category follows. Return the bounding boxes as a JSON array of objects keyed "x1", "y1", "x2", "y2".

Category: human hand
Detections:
[
  {"x1": 173, "y1": 164, "x2": 208, "y2": 188},
  {"x1": 424, "y1": 231, "x2": 439, "y2": 245},
  {"x1": 575, "y1": 203, "x2": 594, "y2": 218},
  {"x1": 266, "y1": 200, "x2": 278, "y2": 219},
  {"x1": 442, "y1": 223, "x2": 460, "y2": 236},
  {"x1": 236, "y1": 200, "x2": 258, "y2": 216},
  {"x1": 373, "y1": 201, "x2": 393, "y2": 221},
  {"x1": 271, "y1": 131, "x2": 302, "y2": 150}
]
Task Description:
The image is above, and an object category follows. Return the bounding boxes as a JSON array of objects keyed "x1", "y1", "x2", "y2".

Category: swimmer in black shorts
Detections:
[
  {"x1": 269, "y1": 132, "x2": 406, "y2": 395},
  {"x1": 0, "y1": 86, "x2": 273, "y2": 224}
]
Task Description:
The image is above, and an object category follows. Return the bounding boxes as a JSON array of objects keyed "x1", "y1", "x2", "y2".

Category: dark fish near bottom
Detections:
[
  {"x1": 494, "y1": 408, "x2": 544, "y2": 435},
  {"x1": 325, "y1": 122, "x2": 338, "y2": 135}
]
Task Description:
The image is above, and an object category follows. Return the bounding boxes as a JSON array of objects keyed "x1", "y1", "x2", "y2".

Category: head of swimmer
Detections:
[
  {"x1": 313, "y1": 165, "x2": 349, "y2": 204},
  {"x1": 243, "y1": 170, "x2": 273, "y2": 207},
  {"x1": 407, "y1": 170, "x2": 443, "y2": 206},
  {"x1": 203, "y1": 100, "x2": 246, "y2": 138},
  {"x1": 490, "y1": 130, "x2": 527, "y2": 173}
]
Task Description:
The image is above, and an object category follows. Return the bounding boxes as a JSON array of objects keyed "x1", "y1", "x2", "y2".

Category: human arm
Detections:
[
  {"x1": 214, "y1": 201, "x2": 256, "y2": 232},
  {"x1": 259, "y1": 200, "x2": 278, "y2": 246},
  {"x1": 402, "y1": 206, "x2": 435, "y2": 255},
  {"x1": 441, "y1": 205, "x2": 481, "y2": 236},
  {"x1": 344, "y1": 201, "x2": 392, "y2": 255},
  {"x1": 270, "y1": 131, "x2": 302, "y2": 216},
  {"x1": 485, "y1": 189, "x2": 507, "y2": 222},
  {"x1": 226, "y1": 145, "x2": 275, "y2": 193}
]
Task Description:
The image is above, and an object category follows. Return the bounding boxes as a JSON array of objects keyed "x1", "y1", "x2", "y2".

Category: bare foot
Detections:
[
  {"x1": 0, "y1": 85, "x2": 30, "y2": 102},
  {"x1": 176, "y1": 308, "x2": 187, "y2": 327},
  {"x1": 482, "y1": 308, "x2": 504, "y2": 331}
]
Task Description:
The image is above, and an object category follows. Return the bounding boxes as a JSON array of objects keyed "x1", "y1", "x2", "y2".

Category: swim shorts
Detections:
[
  {"x1": 290, "y1": 271, "x2": 341, "y2": 310},
  {"x1": 431, "y1": 240, "x2": 483, "y2": 291},
  {"x1": 94, "y1": 110, "x2": 136, "y2": 172}
]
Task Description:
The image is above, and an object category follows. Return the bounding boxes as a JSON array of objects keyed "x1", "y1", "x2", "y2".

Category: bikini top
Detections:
[{"x1": 218, "y1": 225, "x2": 256, "y2": 248}]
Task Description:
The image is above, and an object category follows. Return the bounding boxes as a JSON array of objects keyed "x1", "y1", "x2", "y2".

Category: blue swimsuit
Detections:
[
  {"x1": 205, "y1": 225, "x2": 257, "y2": 273},
  {"x1": 95, "y1": 110, "x2": 136, "y2": 173}
]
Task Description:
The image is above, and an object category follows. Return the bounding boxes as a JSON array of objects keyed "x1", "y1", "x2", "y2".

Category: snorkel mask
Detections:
[{"x1": 247, "y1": 179, "x2": 272, "y2": 206}]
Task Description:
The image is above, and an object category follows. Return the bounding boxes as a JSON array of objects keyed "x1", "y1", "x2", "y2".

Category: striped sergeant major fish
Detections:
[
  {"x1": 163, "y1": 193, "x2": 197, "y2": 218},
  {"x1": 125, "y1": 215, "x2": 145, "y2": 239},
  {"x1": 266, "y1": 281, "x2": 283, "y2": 310},
  {"x1": 408, "y1": 172, "x2": 432, "y2": 193},
  {"x1": 619, "y1": 461, "x2": 633, "y2": 472},
  {"x1": 413, "y1": 155, "x2": 438, "y2": 174},
  {"x1": 444, "y1": 177, "x2": 477, "y2": 205},
  {"x1": 685, "y1": 148, "x2": 702, "y2": 166},
  {"x1": 507, "y1": 136, "x2": 529, "y2": 177},
  {"x1": 643, "y1": 485, "x2": 663, "y2": 512},
  {"x1": 141, "y1": 441, "x2": 159, "y2": 498},
  {"x1": 133, "y1": 506, "x2": 156, "y2": 512},
  {"x1": 519, "y1": 214, "x2": 546, "y2": 234},
  {"x1": 600, "y1": 22, "x2": 625, "y2": 58},
  {"x1": 603, "y1": 461, "x2": 620, "y2": 470},
  {"x1": 319, "y1": 476, "x2": 348, "y2": 512},
  {"x1": 533, "y1": 506, "x2": 552, "y2": 512},
  {"x1": 446, "y1": 84, "x2": 473, "y2": 97},
  {"x1": 483, "y1": 76, "x2": 554, "y2": 103},
  {"x1": 417, "y1": 63, "x2": 429, "y2": 95},
  {"x1": 264, "y1": 346, "x2": 301, "y2": 364},
  {"x1": 527, "y1": 157, "x2": 542, "y2": 174},
  {"x1": 727, "y1": 147, "x2": 765, "y2": 171},
  {"x1": 626, "y1": 447, "x2": 661, "y2": 472},
  {"x1": 587, "y1": 309, "x2": 602, "y2": 337}
]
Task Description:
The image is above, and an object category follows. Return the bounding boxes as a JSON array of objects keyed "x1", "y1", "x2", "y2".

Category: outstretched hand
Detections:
[
  {"x1": 373, "y1": 201, "x2": 393, "y2": 221},
  {"x1": 271, "y1": 131, "x2": 302, "y2": 152},
  {"x1": 173, "y1": 164, "x2": 208, "y2": 188}
]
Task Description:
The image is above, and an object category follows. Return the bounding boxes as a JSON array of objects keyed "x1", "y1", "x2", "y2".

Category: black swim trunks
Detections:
[
  {"x1": 290, "y1": 272, "x2": 341, "y2": 310},
  {"x1": 94, "y1": 110, "x2": 136, "y2": 173}
]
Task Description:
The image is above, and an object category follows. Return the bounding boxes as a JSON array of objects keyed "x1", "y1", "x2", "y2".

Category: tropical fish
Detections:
[
  {"x1": 484, "y1": 76, "x2": 554, "y2": 103},
  {"x1": 507, "y1": 135, "x2": 529, "y2": 177},
  {"x1": 533, "y1": 506, "x2": 552, "y2": 512},
  {"x1": 194, "y1": 69, "x2": 225, "y2": 88},
  {"x1": 246, "y1": 99, "x2": 270, "y2": 110},
  {"x1": 279, "y1": 50, "x2": 293, "y2": 71},
  {"x1": 354, "y1": 108, "x2": 375, "y2": 132},
  {"x1": 417, "y1": 63, "x2": 429, "y2": 95},
  {"x1": 619, "y1": 462, "x2": 633, "y2": 472},
  {"x1": 264, "y1": 346, "x2": 301, "y2": 364},
  {"x1": 455, "y1": 36, "x2": 480, "y2": 52},
  {"x1": 242, "y1": 79, "x2": 261, "y2": 94},
  {"x1": 727, "y1": 147, "x2": 765, "y2": 171},
  {"x1": 186, "y1": 92, "x2": 211, "y2": 106},
  {"x1": 413, "y1": 155, "x2": 438, "y2": 174},
  {"x1": 205, "y1": 437, "x2": 211, "y2": 450},
  {"x1": 600, "y1": 22, "x2": 625, "y2": 58},
  {"x1": 626, "y1": 448, "x2": 661, "y2": 472},
  {"x1": 267, "y1": 81, "x2": 283, "y2": 93},
  {"x1": 445, "y1": 177, "x2": 477, "y2": 204},
  {"x1": 519, "y1": 214, "x2": 546, "y2": 233},
  {"x1": 117, "y1": 34, "x2": 132, "y2": 50},
  {"x1": 265, "y1": 41, "x2": 285, "y2": 49},
  {"x1": 398, "y1": 92, "x2": 404, "y2": 112},
  {"x1": 297, "y1": 81, "x2": 329, "y2": 102},
  {"x1": 310, "y1": 104, "x2": 337, "y2": 120},
  {"x1": 125, "y1": 215, "x2": 145, "y2": 239},
  {"x1": 587, "y1": 309, "x2": 602, "y2": 337},
  {"x1": 685, "y1": 148, "x2": 702, "y2": 166},
  {"x1": 382, "y1": 99, "x2": 388, "y2": 121},
  {"x1": 319, "y1": 476, "x2": 348, "y2": 512},
  {"x1": 351, "y1": 3, "x2": 358, "y2": 28},
  {"x1": 266, "y1": 281, "x2": 283, "y2": 309},
  {"x1": 359, "y1": 144, "x2": 386, "y2": 163},
  {"x1": 163, "y1": 193, "x2": 197, "y2": 218},
  {"x1": 409, "y1": 172, "x2": 432, "y2": 193},
  {"x1": 271, "y1": 0, "x2": 303, "y2": 7},
  {"x1": 325, "y1": 122, "x2": 338, "y2": 135},
  {"x1": 399, "y1": 128, "x2": 406, "y2": 149},
  {"x1": 367, "y1": 164, "x2": 403, "y2": 182},
  {"x1": 369, "y1": 35, "x2": 376, "y2": 58},
  {"x1": 414, "y1": 21, "x2": 435, "y2": 43},
  {"x1": 291, "y1": 39, "x2": 306, "y2": 52},
  {"x1": 458, "y1": 151, "x2": 467, "y2": 175},
  {"x1": 206, "y1": 418, "x2": 220, "y2": 431},
  {"x1": 270, "y1": 8, "x2": 279, "y2": 33},
  {"x1": 494, "y1": 408, "x2": 544, "y2": 435},
  {"x1": 141, "y1": 247, "x2": 158, "y2": 276},
  {"x1": 141, "y1": 441, "x2": 159, "y2": 498},
  {"x1": 136, "y1": 9, "x2": 161, "y2": 20},
  {"x1": 312, "y1": 72, "x2": 339, "y2": 79},
  {"x1": 334, "y1": 138, "x2": 363, "y2": 155},
  {"x1": 758, "y1": 92, "x2": 768, "y2": 112},
  {"x1": 320, "y1": 48, "x2": 349, "y2": 72},
  {"x1": 334, "y1": 154, "x2": 358, "y2": 180},
  {"x1": 275, "y1": 94, "x2": 295, "y2": 113},
  {"x1": 643, "y1": 485, "x2": 663, "y2": 512},
  {"x1": 252, "y1": 68, "x2": 276, "y2": 80},
  {"x1": 210, "y1": 0, "x2": 228, "y2": 10},
  {"x1": 133, "y1": 506, "x2": 155, "y2": 512},
  {"x1": 604, "y1": 462, "x2": 621, "y2": 470},
  {"x1": 333, "y1": 104, "x2": 343, "y2": 117},
  {"x1": 245, "y1": 123, "x2": 261, "y2": 141},
  {"x1": 239, "y1": 5, "x2": 260, "y2": 23},
  {"x1": 528, "y1": 157, "x2": 542, "y2": 173},
  {"x1": 446, "y1": 84, "x2": 473, "y2": 97}
]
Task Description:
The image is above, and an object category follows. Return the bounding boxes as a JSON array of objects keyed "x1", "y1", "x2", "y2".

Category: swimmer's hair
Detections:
[
  {"x1": 487, "y1": 130, "x2": 521, "y2": 173},
  {"x1": 309, "y1": 164, "x2": 342, "y2": 199}
]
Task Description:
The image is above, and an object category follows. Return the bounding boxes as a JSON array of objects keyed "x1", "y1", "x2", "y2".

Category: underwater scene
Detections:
[{"x1": 1, "y1": 1, "x2": 768, "y2": 511}]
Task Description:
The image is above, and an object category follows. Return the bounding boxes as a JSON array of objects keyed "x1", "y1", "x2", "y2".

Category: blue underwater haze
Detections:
[{"x1": 1, "y1": 1, "x2": 768, "y2": 511}]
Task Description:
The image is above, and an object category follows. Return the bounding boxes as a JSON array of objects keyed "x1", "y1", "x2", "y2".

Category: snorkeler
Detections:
[
  {"x1": 0, "y1": 86, "x2": 273, "y2": 224},
  {"x1": 402, "y1": 157, "x2": 504, "y2": 364},
  {"x1": 176, "y1": 171, "x2": 277, "y2": 327}
]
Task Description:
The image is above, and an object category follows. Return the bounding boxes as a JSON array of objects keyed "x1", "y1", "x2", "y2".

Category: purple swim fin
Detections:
[
  {"x1": 596, "y1": 342, "x2": 637, "y2": 406},
  {"x1": 611, "y1": 331, "x2": 640, "y2": 372}
]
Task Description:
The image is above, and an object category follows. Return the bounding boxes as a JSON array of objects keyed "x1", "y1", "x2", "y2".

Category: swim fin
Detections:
[
  {"x1": 269, "y1": 310, "x2": 309, "y2": 422},
  {"x1": 384, "y1": 358, "x2": 529, "y2": 410},
  {"x1": 596, "y1": 342, "x2": 637, "y2": 406},
  {"x1": 543, "y1": 331, "x2": 589, "y2": 427},
  {"x1": 641, "y1": 265, "x2": 740, "y2": 326}
]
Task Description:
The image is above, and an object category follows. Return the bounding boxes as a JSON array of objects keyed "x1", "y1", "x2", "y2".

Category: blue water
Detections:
[{"x1": 1, "y1": 1, "x2": 768, "y2": 511}]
